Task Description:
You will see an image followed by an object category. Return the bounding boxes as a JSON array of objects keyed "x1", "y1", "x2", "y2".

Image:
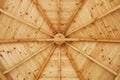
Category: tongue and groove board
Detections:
[{"x1": 0, "y1": 0, "x2": 120, "y2": 80}]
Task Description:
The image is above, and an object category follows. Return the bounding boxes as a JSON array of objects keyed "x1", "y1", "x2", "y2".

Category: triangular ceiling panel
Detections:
[
  {"x1": 0, "y1": 42, "x2": 53, "y2": 80},
  {"x1": 61, "y1": 47, "x2": 80, "y2": 80},
  {"x1": 39, "y1": 47, "x2": 59, "y2": 80}
]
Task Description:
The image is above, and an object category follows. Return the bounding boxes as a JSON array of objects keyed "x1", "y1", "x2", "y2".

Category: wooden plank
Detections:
[
  {"x1": 57, "y1": 0, "x2": 61, "y2": 33},
  {"x1": 33, "y1": 0, "x2": 57, "y2": 34},
  {"x1": 3, "y1": 42, "x2": 54, "y2": 74},
  {"x1": 0, "y1": 38, "x2": 53, "y2": 44},
  {"x1": 66, "y1": 4, "x2": 120, "y2": 36},
  {"x1": 58, "y1": 46, "x2": 61, "y2": 80},
  {"x1": 64, "y1": 0, "x2": 85, "y2": 34},
  {"x1": 0, "y1": 8, "x2": 54, "y2": 37},
  {"x1": 34, "y1": 45, "x2": 57, "y2": 80},
  {"x1": 98, "y1": 4, "x2": 120, "y2": 19},
  {"x1": 66, "y1": 43, "x2": 118, "y2": 75},
  {"x1": 0, "y1": 38, "x2": 120, "y2": 44},
  {"x1": 64, "y1": 38, "x2": 120, "y2": 43},
  {"x1": 0, "y1": 70, "x2": 7, "y2": 80},
  {"x1": 63, "y1": 45, "x2": 85, "y2": 80}
]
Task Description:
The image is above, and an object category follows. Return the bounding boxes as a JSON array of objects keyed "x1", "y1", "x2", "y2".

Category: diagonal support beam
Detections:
[
  {"x1": 57, "y1": 0, "x2": 61, "y2": 33},
  {"x1": 66, "y1": 43, "x2": 118, "y2": 75},
  {"x1": 0, "y1": 8, "x2": 54, "y2": 37},
  {"x1": 34, "y1": 45, "x2": 57, "y2": 80},
  {"x1": 3, "y1": 42, "x2": 54, "y2": 74},
  {"x1": 33, "y1": 0, "x2": 57, "y2": 34},
  {"x1": 63, "y1": 45, "x2": 85, "y2": 80},
  {"x1": 66, "y1": 4, "x2": 120, "y2": 36},
  {"x1": 63, "y1": 0, "x2": 85, "y2": 34},
  {"x1": 58, "y1": 46, "x2": 61, "y2": 80}
]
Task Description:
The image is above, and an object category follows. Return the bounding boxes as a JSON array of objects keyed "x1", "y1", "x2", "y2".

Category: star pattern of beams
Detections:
[{"x1": 0, "y1": 0, "x2": 120, "y2": 80}]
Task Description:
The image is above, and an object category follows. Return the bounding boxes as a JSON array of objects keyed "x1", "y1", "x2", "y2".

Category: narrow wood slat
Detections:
[
  {"x1": 0, "y1": 8, "x2": 54, "y2": 37},
  {"x1": 63, "y1": 45, "x2": 85, "y2": 80},
  {"x1": 3, "y1": 42, "x2": 54, "y2": 74},
  {"x1": 0, "y1": 38, "x2": 54, "y2": 44},
  {"x1": 58, "y1": 46, "x2": 61, "y2": 80},
  {"x1": 64, "y1": 38, "x2": 120, "y2": 43},
  {"x1": 57, "y1": 0, "x2": 61, "y2": 33},
  {"x1": 66, "y1": 4, "x2": 120, "y2": 36},
  {"x1": 66, "y1": 43, "x2": 118, "y2": 75},
  {"x1": 34, "y1": 45, "x2": 57, "y2": 80},
  {"x1": 64, "y1": 0, "x2": 85, "y2": 34},
  {"x1": 33, "y1": 0, "x2": 57, "y2": 34},
  {"x1": 0, "y1": 70, "x2": 7, "y2": 80},
  {"x1": 0, "y1": 38, "x2": 120, "y2": 44},
  {"x1": 98, "y1": 4, "x2": 120, "y2": 19}
]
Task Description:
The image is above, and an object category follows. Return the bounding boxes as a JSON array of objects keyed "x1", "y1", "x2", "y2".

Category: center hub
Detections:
[{"x1": 54, "y1": 33, "x2": 65, "y2": 45}]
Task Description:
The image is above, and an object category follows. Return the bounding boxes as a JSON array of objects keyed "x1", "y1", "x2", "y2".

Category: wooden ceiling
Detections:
[{"x1": 0, "y1": 0, "x2": 120, "y2": 80}]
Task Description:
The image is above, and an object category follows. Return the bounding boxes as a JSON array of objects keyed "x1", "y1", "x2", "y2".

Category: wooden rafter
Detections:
[
  {"x1": 33, "y1": 0, "x2": 57, "y2": 34},
  {"x1": 0, "y1": 37, "x2": 119, "y2": 44},
  {"x1": 0, "y1": 38, "x2": 114, "y2": 44},
  {"x1": 66, "y1": 4, "x2": 120, "y2": 36},
  {"x1": 0, "y1": 8, "x2": 54, "y2": 37},
  {"x1": 57, "y1": 0, "x2": 61, "y2": 33},
  {"x1": 0, "y1": 70, "x2": 7, "y2": 80},
  {"x1": 63, "y1": 0, "x2": 85, "y2": 34},
  {"x1": 64, "y1": 38, "x2": 120, "y2": 43},
  {"x1": 0, "y1": 38, "x2": 119, "y2": 44},
  {"x1": 0, "y1": 38, "x2": 54, "y2": 44},
  {"x1": 3, "y1": 42, "x2": 54, "y2": 74},
  {"x1": 58, "y1": 46, "x2": 61, "y2": 80},
  {"x1": 66, "y1": 43, "x2": 118, "y2": 75},
  {"x1": 63, "y1": 45, "x2": 85, "y2": 80},
  {"x1": 34, "y1": 45, "x2": 57, "y2": 80}
]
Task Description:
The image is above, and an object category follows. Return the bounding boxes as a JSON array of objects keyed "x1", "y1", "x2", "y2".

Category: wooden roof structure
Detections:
[{"x1": 0, "y1": 0, "x2": 120, "y2": 80}]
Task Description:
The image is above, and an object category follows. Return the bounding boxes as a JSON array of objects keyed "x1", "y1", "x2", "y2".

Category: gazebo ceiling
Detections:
[{"x1": 0, "y1": 0, "x2": 120, "y2": 80}]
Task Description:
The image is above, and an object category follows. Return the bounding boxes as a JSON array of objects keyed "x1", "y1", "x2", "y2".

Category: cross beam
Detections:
[
  {"x1": 66, "y1": 43, "x2": 118, "y2": 75},
  {"x1": 57, "y1": 0, "x2": 61, "y2": 33},
  {"x1": 3, "y1": 42, "x2": 54, "y2": 74},
  {"x1": 63, "y1": 45, "x2": 85, "y2": 80},
  {"x1": 66, "y1": 4, "x2": 120, "y2": 36},
  {"x1": 64, "y1": 0, "x2": 85, "y2": 34},
  {"x1": 34, "y1": 45, "x2": 57, "y2": 80},
  {"x1": 0, "y1": 8, "x2": 54, "y2": 37},
  {"x1": 33, "y1": 0, "x2": 57, "y2": 34}
]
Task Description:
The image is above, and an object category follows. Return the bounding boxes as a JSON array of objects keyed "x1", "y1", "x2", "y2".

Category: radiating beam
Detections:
[
  {"x1": 0, "y1": 38, "x2": 54, "y2": 44},
  {"x1": 3, "y1": 42, "x2": 54, "y2": 74},
  {"x1": 66, "y1": 4, "x2": 120, "y2": 36},
  {"x1": 58, "y1": 46, "x2": 61, "y2": 80},
  {"x1": 66, "y1": 43, "x2": 118, "y2": 75},
  {"x1": 64, "y1": 0, "x2": 85, "y2": 34},
  {"x1": 57, "y1": 0, "x2": 61, "y2": 33},
  {"x1": 34, "y1": 45, "x2": 57, "y2": 80},
  {"x1": 0, "y1": 70, "x2": 7, "y2": 80},
  {"x1": 33, "y1": 0, "x2": 57, "y2": 34},
  {"x1": 64, "y1": 38, "x2": 120, "y2": 43},
  {"x1": 0, "y1": 38, "x2": 120, "y2": 44},
  {"x1": 63, "y1": 45, "x2": 85, "y2": 80},
  {"x1": 0, "y1": 8, "x2": 54, "y2": 37}
]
